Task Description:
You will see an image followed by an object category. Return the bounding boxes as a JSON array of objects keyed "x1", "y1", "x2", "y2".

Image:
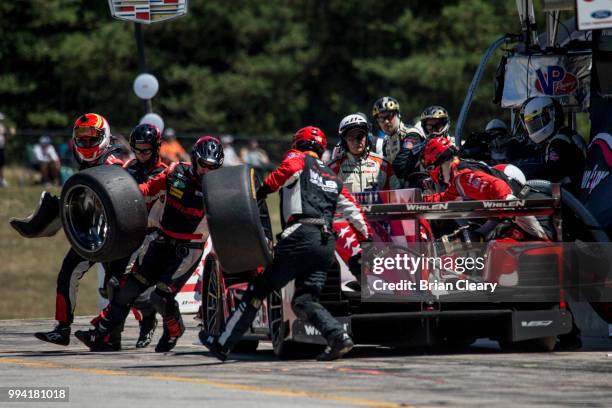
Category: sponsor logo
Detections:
[
  {"x1": 581, "y1": 166, "x2": 610, "y2": 192},
  {"x1": 535, "y1": 65, "x2": 578, "y2": 96},
  {"x1": 169, "y1": 186, "x2": 184, "y2": 199},
  {"x1": 303, "y1": 322, "x2": 349, "y2": 336},
  {"x1": 405, "y1": 203, "x2": 449, "y2": 211},
  {"x1": 309, "y1": 169, "x2": 338, "y2": 192},
  {"x1": 521, "y1": 320, "x2": 553, "y2": 327},
  {"x1": 482, "y1": 200, "x2": 526, "y2": 208},
  {"x1": 592, "y1": 10, "x2": 612, "y2": 19}
]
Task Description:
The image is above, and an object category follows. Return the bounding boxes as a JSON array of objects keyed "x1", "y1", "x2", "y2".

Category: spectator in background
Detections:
[
  {"x1": 32, "y1": 135, "x2": 61, "y2": 185},
  {"x1": 220, "y1": 134, "x2": 242, "y2": 166},
  {"x1": 160, "y1": 128, "x2": 189, "y2": 165},
  {"x1": 240, "y1": 139, "x2": 270, "y2": 176},
  {"x1": 0, "y1": 113, "x2": 6, "y2": 187}
]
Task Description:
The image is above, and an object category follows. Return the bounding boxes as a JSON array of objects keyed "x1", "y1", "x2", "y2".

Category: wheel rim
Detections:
[
  {"x1": 63, "y1": 185, "x2": 108, "y2": 253},
  {"x1": 268, "y1": 290, "x2": 284, "y2": 348},
  {"x1": 205, "y1": 261, "x2": 221, "y2": 334}
]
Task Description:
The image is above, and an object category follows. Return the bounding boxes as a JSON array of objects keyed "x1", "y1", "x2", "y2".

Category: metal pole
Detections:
[{"x1": 134, "y1": 22, "x2": 153, "y2": 114}]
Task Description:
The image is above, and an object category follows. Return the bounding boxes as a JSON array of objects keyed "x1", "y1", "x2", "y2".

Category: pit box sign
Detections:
[
  {"x1": 501, "y1": 53, "x2": 591, "y2": 111},
  {"x1": 108, "y1": 0, "x2": 188, "y2": 24},
  {"x1": 577, "y1": 0, "x2": 612, "y2": 31}
]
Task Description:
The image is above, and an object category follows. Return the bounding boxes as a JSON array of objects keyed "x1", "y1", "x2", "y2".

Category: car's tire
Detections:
[
  {"x1": 201, "y1": 258, "x2": 226, "y2": 335},
  {"x1": 268, "y1": 289, "x2": 302, "y2": 359},
  {"x1": 60, "y1": 165, "x2": 147, "y2": 262},
  {"x1": 202, "y1": 165, "x2": 273, "y2": 274}
]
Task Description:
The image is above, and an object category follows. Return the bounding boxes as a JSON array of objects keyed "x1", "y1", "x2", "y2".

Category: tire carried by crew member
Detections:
[
  {"x1": 203, "y1": 164, "x2": 274, "y2": 274},
  {"x1": 61, "y1": 165, "x2": 147, "y2": 262}
]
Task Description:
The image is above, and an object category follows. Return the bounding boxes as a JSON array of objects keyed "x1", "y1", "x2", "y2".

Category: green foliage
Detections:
[{"x1": 0, "y1": 0, "x2": 523, "y2": 141}]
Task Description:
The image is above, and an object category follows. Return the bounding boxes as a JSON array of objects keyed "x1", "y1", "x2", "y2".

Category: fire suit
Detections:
[
  {"x1": 90, "y1": 162, "x2": 208, "y2": 347},
  {"x1": 541, "y1": 127, "x2": 587, "y2": 195},
  {"x1": 383, "y1": 125, "x2": 427, "y2": 187},
  {"x1": 211, "y1": 149, "x2": 371, "y2": 353},
  {"x1": 424, "y1": 160, "x2": 549, "y2": 240},
  {"x1": 99, "y1": 158, "x2": 168, "y2": 313},
  {"x1": 382, "y1": 122, "x2": 426, "y2": 164},
  {"x1": 54, "y1": 147, "x2": 124, "y2": 326},
  {"x1": 328, "y1": 151, "x2": 399, "y2": 193}
]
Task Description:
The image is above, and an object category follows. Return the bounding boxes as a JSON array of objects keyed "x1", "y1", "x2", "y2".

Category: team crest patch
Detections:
[
  {"x1": 170, "y1": 186, "x2": 184, "y2": 199},
  {"x1": 548, "y1": 149, "x2": 560, "y2": 161}
]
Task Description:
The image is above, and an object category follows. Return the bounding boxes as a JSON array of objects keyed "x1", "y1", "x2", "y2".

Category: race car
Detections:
[{"x1": 200, "y1": 178, "x2": 582, "y2": 357}]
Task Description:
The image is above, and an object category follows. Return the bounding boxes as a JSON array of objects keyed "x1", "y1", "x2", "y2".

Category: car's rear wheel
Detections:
[
  {"x1": 202, "y1": 259, "x2": 225, "y2": 335},
  {"x1": 268, "y1": 289, "x2": 301, "y2": 359}
]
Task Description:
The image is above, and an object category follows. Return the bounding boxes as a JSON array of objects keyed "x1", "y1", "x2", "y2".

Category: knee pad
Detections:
[
  {"x1": 291, "y1": 292, "x2": 315, "y2": 320},
  {"x1": 150, "y1": 290, "x2": 178, "y2": 316}
]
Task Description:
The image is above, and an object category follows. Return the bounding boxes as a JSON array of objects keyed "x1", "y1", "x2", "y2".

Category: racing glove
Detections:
[{"x1": 256, "y1": 184, "x2": 272, "y2": 202}]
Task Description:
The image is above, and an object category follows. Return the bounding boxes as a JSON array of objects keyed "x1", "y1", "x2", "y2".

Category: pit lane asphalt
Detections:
[{"x1": 0, "y1": 317, "x2": 610, "y2": 408}]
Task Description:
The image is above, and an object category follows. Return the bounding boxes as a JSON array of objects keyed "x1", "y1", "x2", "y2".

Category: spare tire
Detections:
[
  {"x1": 60, "y1": 165, "x2": 147, "y2": 262},
  {"x1": 203, "y1": 165, "x2": 273, "y2": 274}
]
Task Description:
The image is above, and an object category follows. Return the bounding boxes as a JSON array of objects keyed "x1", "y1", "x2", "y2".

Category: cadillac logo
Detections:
[{"x1": 108, "y1": 0, "x2": 188, "y2": 24}]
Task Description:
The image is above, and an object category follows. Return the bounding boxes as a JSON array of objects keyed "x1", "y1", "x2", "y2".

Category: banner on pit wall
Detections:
[{"x1": 501, "y1": 53, "x2": 592, "y2": 111}]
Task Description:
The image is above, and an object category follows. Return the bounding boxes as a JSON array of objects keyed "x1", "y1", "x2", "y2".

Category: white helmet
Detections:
[
  {"x1": 338, "y1": 113, "x2": 370, "y2": 140},
  {"x1": 485, "y1": 118, "x2": 507, "y2": 133},
  {"x1": 494, "y1": 163, "x2": 527, "y2": 185},
  {"x1": 520, "y1": 97, "x2": 558, "y2": 144}
]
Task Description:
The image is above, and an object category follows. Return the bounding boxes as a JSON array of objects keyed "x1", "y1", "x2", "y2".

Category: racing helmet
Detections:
[
  {"x1": 485, "y1": 118, "x2": 508, "y2": 133},
  {"x1": 493, "y1": 163, "x2": 527, "y2": 185},
  {"x1": 372, "y1": 96, "x2": 400, "y2": 119},
  {"x1": 191, "y1": 136, "x2": 224, "y2": 169},
  {"x1": 421, "y1": 136, "x2": 458, "y2": 183},
  {"x1": 520, "y1": 96, "x2": 563, "y2": 144},
  {"x1": 129, "y1": 123, "x2": 162, "y2": 160},
  {"x1": 72, "y1": 113, "x2": 111, "y2": 162},
  {"x1": 292, "y1": 126, "x2": 327, "y2": 157},
  {"x1": 338, "y1": 113, "x2": 371, "y2": 151},
  {"x1": 420, "y1": 105, "x2": 450, "y2": 138}
]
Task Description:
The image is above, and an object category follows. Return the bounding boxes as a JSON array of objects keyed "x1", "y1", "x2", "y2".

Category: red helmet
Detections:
[
  {"x1": 72, "y1": 113, "x2": 111, "y2": 162},
  {"x1": 421, "y1": 137, "x2": 457, "y2": 168},
  {"x1": 421, "y1": 137, "x2": 457, "y2": 183},
  {"x1": 292, "y1": 126, "x2": 327, "y2": 156}
]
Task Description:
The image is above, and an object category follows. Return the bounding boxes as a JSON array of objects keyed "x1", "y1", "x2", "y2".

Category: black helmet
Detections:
[
  {"x1": 130, "y1": 124, "x2": 162, "y2": 147},
  {"x1": 420, "y1": 105, "x2": 450, "y2": 137},
  {"x1": 129, "y1": 123, "x2": 162, "y2": 164},
  {"x1": 191, "y1": 136, "x2": 224, "y2": 169},
  {"x1": 372, "y1": 96, "x2": 400, "y2": 119}
]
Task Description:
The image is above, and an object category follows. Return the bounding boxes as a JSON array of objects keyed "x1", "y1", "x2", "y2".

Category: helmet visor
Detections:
[
  {"x1": 74, "y1": 127, "x2": 104, "y2": 148},
  {"x1": 523, "y1": 110, "x2": 551, "y2": 136},
  {"x1": 424, "y1": 118, "x2": 448, "y2": 134}
]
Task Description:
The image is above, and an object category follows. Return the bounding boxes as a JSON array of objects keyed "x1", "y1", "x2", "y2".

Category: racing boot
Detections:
[
  {"x1": 316, "y1": 332, "x2": 354, "y2": 361},
  {"x1": 199, "y1": 331, "x2": 228, "y2": 362},
  {"x1": 155, "y1": 314, "x2": 184, "y2": 353},
  {"x1": 136, "y1": 314, "x2": 158, "y2": 349},
  {"x1": 34, "y1": 324, "x2": 70, "y2": 346},
  {"x1": 74, "y1": 329, "x2": 120, "y2": 352}
]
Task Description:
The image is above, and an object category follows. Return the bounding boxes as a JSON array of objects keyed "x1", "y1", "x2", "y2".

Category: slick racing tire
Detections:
[
  {"x1": 60, "y1": 165, "x2": 147, "y2": 262},
  {"x1": 202, "y1": 165, "x2": 273, "y2": 274}
]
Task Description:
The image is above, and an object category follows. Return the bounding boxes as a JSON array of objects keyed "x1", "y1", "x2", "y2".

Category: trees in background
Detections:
[{"x1": 0, "y1": 0, "x2": 517, "y2": 139}]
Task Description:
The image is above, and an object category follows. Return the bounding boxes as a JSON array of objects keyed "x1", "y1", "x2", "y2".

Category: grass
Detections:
[{"x1": 0, "y1": 165, "x2": 281, "y2": 320}]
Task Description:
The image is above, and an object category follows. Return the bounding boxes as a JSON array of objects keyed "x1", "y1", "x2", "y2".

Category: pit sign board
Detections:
[
  {"x1": 576, "y1": 0, "x2": 612, "y2": 31},
  {"x1": 108, "y1": 0, "x2": 188, "y2": 24}
]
